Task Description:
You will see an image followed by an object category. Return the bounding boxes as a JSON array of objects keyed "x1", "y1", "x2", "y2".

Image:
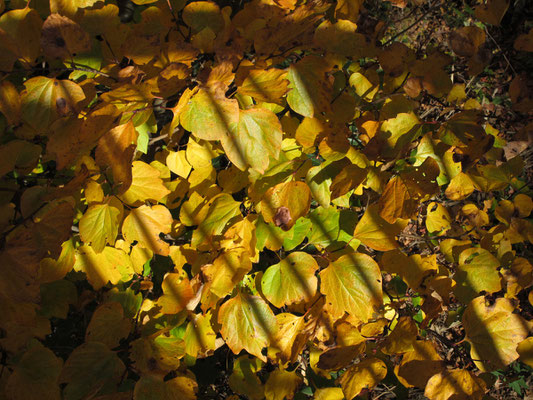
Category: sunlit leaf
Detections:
[
  {"x1": 287, "y1": 56, "x2": 332, "y2": 117},
  {"x1": 180, "y1": 88, "x2": 239, "y2": 141},
  {"x1": 21, "y1": 77, "x2": 85, "y2": 131},
  {"x1": 222, "y1": 107, "x2": 283, "y2": 173},
  {"x1": 319, "y1": 253, "x2": 382, "y2": 321},
  {"x1": 260, "y1": 181, "x2": 312, "y2": 231},
  {"x1": 74, "y1": 245, "x2": 134, "y2": 290},
  {"x1": 353, "y1": 204, "x2": 403, "y2": 251},
  {"x1": 338, "y1": 357, "x2": 387, "y2": 399},
  {"x1": 122, "y1": 205, "x2": 173, "y2": 256},
  {"x1": 265, "y1": 368, "x2": 302, "y2": 400},
  {"x1": 79, "y1": 203, "x2": 120, "y2": 253},
  {"x1": 191, "y1": 193, "x2": 241, "y2": 248},
  {"x1": 119, "y1": 161, "x2": 171, "y2": 206},
  {"x1": 424, "y1": 369, "x2": 486, "y2": 400},
  {"x1": 227, "y1": 355, "x2": 264, "y2": 400},
  {"x1": 219, "y1": 292, "x2": 277, "y2": 361},
  {"x1": 454, "y1": 248, "x2": 501, "y2": 303},
  {"x1": 157, "y1": 271, "x2": 194, "y2": 314},
  {"x1": 394, "y1": 340, "x2": 444, "y2": 388},
  {"x1": 184, "y1": 312, "x2": 217, "y2": 358},
  {"x1": 463, "y1": 296, "x2": 529, "y2": 371},
  {"x1": 261, "y1": 252, "x2": 318, "y2": 308}
]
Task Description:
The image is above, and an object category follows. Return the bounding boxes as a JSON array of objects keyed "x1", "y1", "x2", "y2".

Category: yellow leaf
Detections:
[
  {"x1": 40, "y1": 239, "x2": 76, "y2": 284},
  {"x1": 330, "y1": 164, "x2": 367, "y2": 200},
  {"x1": 74, "y1": 245, "x2": 134, "y2": 290},
  {"x1": 79, "y1": 203, "x2": 120, "y2": 253},
  {"x1": 454, "y1": 248, "x2": 501, "y2": 303},
  {"x1": 157, "y1": 272, "x2": 194, "y2": 314},
  {"x1": 264, "y1": 369, "x2": 302, "y2": 400},
  {"x1": 222, "y1": 107, "x2": 283, "y2": 174},
  {"x1": 261, "y1": 251, "x2": 318, "y2": 308},
  {"x1": 202, "y1": 249, "x2": 252, "y2": 299},
  {"x1": 46, "y1": 103, "x2": 121, "y2": 169},
  {"x1": 378, "y1": 158, "x2": 439, "y2": 223},
  {"x1": 0, "y1": 80, "x2": 21, "y2": 126},
  {"x1": 463, "y1": 296, "x2": 529, "y2": 371},
  {"x1": 381, "y1": 250, "x2": 439, "y2": 293},
  {"x1": 424, "y1": 369, "x2": 486, "y2": 400},
  {"x1": 0, "y1": 8, "x2": 42, "y2": 67},
  {"x1": 119, "y1": 161, "x2": 171, "y2": 206},
  {"x1": 426, "y1": 202, "x2": 452, "y2": 234},
  {"x1": 445, "y1": 172, "x2": 475, "y2": 201},
  {"x1": 130, "y1": 244, "x2": 152, "y2": 275},
  {"x1": 21, "y1": 76, "x2": 85, "y2": 131},
  {"x1": 287, "y1": 56, "x2": 333, "y2": 117},
  {"x1": 85, "y1": 302, "x2": 131, "y2": 349},
  {"x1": 180, "y1": 88, "x2": 239, "y2": 141},
  {"x1": 353, "y1": 204, "x2": 403, "y2": 251},
  {"x1": 130, "y1": 336, "x2": 185, "y2": 377},
  {"x1": 191, "y1": 193, "x2": 241, "y2": 248},
  {"x1": 314, "y1": 387, "x2": 345, "y2": 400},
  {"x1": 260, "y1": 181, "x2": 312, "y2": 231},
  {"x1": 269, "y1": 313, "x2": 308, "y2": 365},
  {"x1": 166, "y1": 150, "x2": 192, "y2": 178},
  {"x1": 517, "y1": 337, "x2": 533, "y2": 368},
  {"x1": 184, "y1": 312, "x2": 217, "y2": 358},
  {"x1": 218, "y1": 292, "x2": 277, "y2": 361},
  {"x1": 395, "y1": 341, "x2": 444, "y2": 388},
  {"x1": 319, "y1": 253, "x2": 383, "y2": 321},
  {"x1": 133, "y1": 373, "x2": 197, "y2": 400},
  {"x1": 514, "y1": 193, "x2": 533, "y2": 217},
  {"x1": 122, "y1": 205, "x2": 172, "y2": 256},
  {"x1": 237, "y1": 68, "x2": 289, "y2": 105},
  {"x1": 228, "y1": 356, "x2": 264, "y2": 400},
  {"x1": 338, "y1": 357, "x2": 387, "y2": 399},
  {"x1": 95, "y1": 121, "x2": 137, "y2": 195},
  {"x1": 381, "y1": 316, "x2": 418, "y2": 355},
  {"x1": 182, "y1": 1, "x2": 224, "y2": 34}
]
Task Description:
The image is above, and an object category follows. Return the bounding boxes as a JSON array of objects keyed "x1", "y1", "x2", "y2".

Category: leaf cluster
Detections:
[{"x1": 0, "y1": 0, "x2": 532, "y2": 399}]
